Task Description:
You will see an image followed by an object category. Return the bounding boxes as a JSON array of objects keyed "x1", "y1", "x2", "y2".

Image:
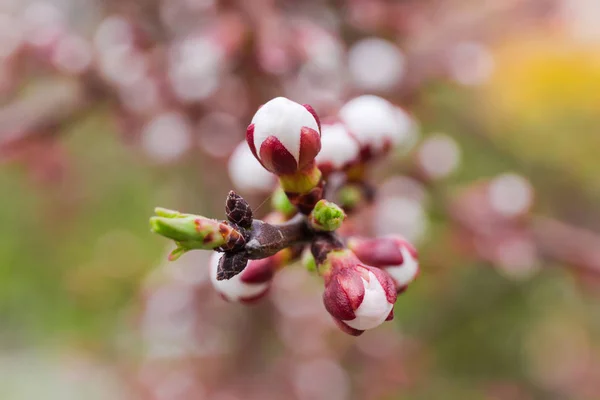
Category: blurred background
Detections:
[{"x1": 1, "y1": 0, "x2": 600, "y2": 399}]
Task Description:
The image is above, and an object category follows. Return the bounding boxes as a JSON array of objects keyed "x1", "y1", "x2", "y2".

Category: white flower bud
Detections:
[
  {"x1": 384, "y1": 245, "x2": 419, "y2": 288},
  {"x1": 247, "y1": 97, "x2": 321, "y2": 175},
  {"x1": 339, "y1": 95, "x2": 415, "y2": 158},
  {"x1": 348, "y1": 236, "x2": 420, "y2": 291},
  {"x1": 322, "y1": 251, "x2": 397, "y2": 335},
  {"x1": 343, "y1": 271, "x2": 395, "y2": 331},
  {"x1": 315, "y1": 122, "x2": 361, "y2": 175},
  {"x1": 209, "y1": 253, "x2": 270, "y2": 302},
  {"x1": 228, "y1": 141, "x2": 277, "y2": 194}
]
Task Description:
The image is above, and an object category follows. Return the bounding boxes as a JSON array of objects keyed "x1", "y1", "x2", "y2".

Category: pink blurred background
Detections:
[{"x1": 1, "y1": 0, "x2": 600, "y2": 399}]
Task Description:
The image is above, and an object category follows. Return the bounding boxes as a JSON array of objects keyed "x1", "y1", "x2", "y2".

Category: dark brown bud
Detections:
[
  {"x1": 225, "y1": 191, "x2": 253, "y2": 229},
  {"x1": 217, "y1": 252, "x2": 249, "y2": 280}
]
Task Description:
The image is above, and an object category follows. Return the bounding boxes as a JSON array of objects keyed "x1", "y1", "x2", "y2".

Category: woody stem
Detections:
[{"x1": 243, "y1": 214, "x2": 313, "y2": 259}]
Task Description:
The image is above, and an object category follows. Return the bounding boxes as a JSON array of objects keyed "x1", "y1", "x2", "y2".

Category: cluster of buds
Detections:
[
  {"x1": 150, "y1": 96, "x2": 420, "y2": 336},
  {"x1": 315, "y1": 95, "x2": 415, "y2": 180}
]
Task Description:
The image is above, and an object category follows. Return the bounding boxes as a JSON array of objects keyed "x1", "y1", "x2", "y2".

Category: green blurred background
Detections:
[{"x1": 1, "y1": 0, "x2": 600, "y2": 399}]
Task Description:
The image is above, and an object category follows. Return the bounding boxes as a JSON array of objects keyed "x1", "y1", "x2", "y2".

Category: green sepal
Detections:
[{"x1": 279, "y1": 165, "x2": 322, "y2": 194}]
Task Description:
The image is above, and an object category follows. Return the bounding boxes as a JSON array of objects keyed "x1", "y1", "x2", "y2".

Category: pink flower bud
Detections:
[
  {"x1": 246, "y1": 97, "x2": 321, "y2": 176},
  {"x1": 315, "y1": 120, "x2": 361, "y2": 176},
  {"x1": 321, "y1": 251, "x2": 397, "y2": 336},
  {"x1": 338, "y1": 95, "x2": 415, "y2": 160},
  {"x1": 348, "y1": 236, "x2": 419, "y2": 292},
  {"x1": 209, "y1": 253, "x2": 274, "y2": 303}
]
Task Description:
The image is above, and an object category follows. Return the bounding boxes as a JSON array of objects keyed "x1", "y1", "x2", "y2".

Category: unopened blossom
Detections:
[
  {"x1": 246, "y1": 97, "x2": 321, "y2": 191},
  {"x1": 338, "y1": 95, "x2": 414, "y2": 160},
  {"x1": 315, "y1": 121, "x2": 361, "y2": 176},
  {"x1": 348, "y1": 236, "x2": 419, "y2": 292},
  {"x1": 318, "y1": 249, "x2": 397, "y2": 336},
  {"x1": 209, "y1": 253, "x2": 273, "y2": 303},
  {"x1": 308, "y1": 200, "x2": 346, "y2": 232},
  {"x1": 228, "y1": 141, "x2": 277, "y2": 194}
]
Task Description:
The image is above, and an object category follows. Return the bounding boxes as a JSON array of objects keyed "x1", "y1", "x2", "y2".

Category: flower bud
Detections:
[
  {"x1": 348, "y1": 236, "x2": 419, "y2": 292},
  {"x1": 246, "y1": 97, "x2": 321, "y2": 191},
  {"x1": 308, "y1": 200, "x2": 346, "y2": 232},
  {"x1": 228, "y1": 141, "x2": 277, "y2": 194},
  {"x1": 338, "y1": 95, "x2": 415, "y2": 160},
  {"x1": 225, "y1": 191, "x2": 253, "y2": 229},
  {"x1": 209, "y1": 252, "x2": 272, "y2": 303},
  {"x1": 315, "y1": 121, "x2": 361, "y2": 177},
  {"x1": 319, "y1": 250, "x2": 397, "y2": 336}
]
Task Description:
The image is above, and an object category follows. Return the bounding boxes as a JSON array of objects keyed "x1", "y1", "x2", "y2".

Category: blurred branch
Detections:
[
  {"x1": 532, "y1": 216, "x2": 600, "y2": 275},
  {"x1": 0, "y1": 79, "x2": 90, "y2": 148},
  {"x1": 418, "y1": 175, "x2": 600, "y2": 277}
]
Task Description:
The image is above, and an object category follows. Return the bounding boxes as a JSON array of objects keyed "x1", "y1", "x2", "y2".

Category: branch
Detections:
[
  {"x1": 0, "y1": 79, "x2": 90, "y2": 148},
  {"x1": 243, "y1": 214, "x2": 312, "y2": 259},
  {"x1": 442, "y1": 181, "x2": 600, "y2": 277},
  {"x1": 531, "y1": 216, "x2": 600, "y2": 276},
  {"x1": 151, "y1": 191, "x2": 337, "y2": 279}
]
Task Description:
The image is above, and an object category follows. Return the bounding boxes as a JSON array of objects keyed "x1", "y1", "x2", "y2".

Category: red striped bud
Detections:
[
  {"x1": 319, "y1": 250, "x2": 397, "y2": 336},
  {"x1": 348, "y1": 236, "x2": 419, "y2": 292},
  {"x1": 246, "y1": 97, "x2": 321, "y2": 177}
]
